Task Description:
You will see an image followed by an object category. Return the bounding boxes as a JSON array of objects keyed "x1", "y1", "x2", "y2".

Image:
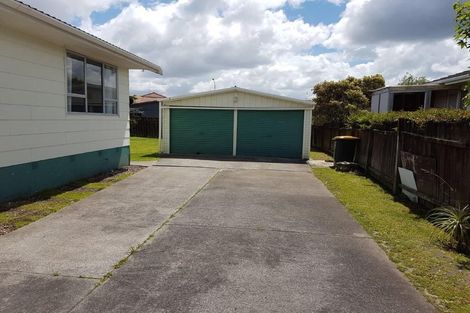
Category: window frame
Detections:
[{"x1": 65, "y1": 51, "x2": 119, "y2": 116}]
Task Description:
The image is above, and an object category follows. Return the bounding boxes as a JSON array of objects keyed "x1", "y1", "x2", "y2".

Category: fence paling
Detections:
[
  {"x1": 311, "y1": 123, "x2": 470, "y2": 208},
  {"x1": 130, "y1": 117, "x2": 159, "y2": 138}
]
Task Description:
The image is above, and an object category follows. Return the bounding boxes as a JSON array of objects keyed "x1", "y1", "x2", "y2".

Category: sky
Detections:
[{"x1": 23, "y1": 0, "x2": 470, "y2": 99}]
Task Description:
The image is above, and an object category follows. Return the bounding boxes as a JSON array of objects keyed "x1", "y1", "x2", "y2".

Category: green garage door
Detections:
[
  {"x1": 237, "y1": 110, "x2": 304, "y2": 158},
  {"x1": 170, "y1": 109, "x2": 233, "y2": 156}
]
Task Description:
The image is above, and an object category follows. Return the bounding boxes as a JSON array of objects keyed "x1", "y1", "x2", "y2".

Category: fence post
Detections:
[
  {"x1": 311, "y1": 125, "x2": 316, "y2": 149},
  {"x1": 392, "y1": 119, "x2": 402, "y2": 194},
  {"x1": 366, "y1": 130, "x2": 373, "y2": 173}
]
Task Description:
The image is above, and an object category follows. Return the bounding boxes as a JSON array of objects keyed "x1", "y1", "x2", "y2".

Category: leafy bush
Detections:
[
  {"x1": 347, "y1": 109, "x2": 470, "y2": 130},
  {"x1": 427, "y1": 204, "x2": 470, "y2": 253},
  {"x1": 454, "y1": 0, "x2": 470, "y2": 50},
  {"x1": 312, "y1": 74, "x2": 385, "y2": 126},
  {"x1": 397, "y1": 73, "x2": 428, "y2": 86}
]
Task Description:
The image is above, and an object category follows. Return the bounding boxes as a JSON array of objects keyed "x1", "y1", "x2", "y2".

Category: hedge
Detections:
[{"x1": 347, "y1": 109, "x2": 470, "y2": 130}]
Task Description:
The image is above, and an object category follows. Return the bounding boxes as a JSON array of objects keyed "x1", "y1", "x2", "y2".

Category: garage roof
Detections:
[
  {"x1": 0, "y1": 0, "x2": 162, "y2": 74},
  {"x1": 163, "y1": 87, "x2": 314, "y2": 108}
]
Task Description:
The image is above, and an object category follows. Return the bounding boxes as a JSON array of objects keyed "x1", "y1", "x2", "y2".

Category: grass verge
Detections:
[
  {"x1": 130, "y1": 137, "x2": 160, "y2": 161},
  {"x1": 0, "y1": 167, "x2": 142, "y2": 236},
  {"x1": 313, "y1": 168, "x2": 470, "y2": 313},
  {"x1": 309, "y1": 148, "x2": 333, "y2": 162}
]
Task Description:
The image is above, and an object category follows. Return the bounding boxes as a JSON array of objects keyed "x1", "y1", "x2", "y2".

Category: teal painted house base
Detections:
[{"x1": 0, "y1": 146, "x2": 130, "y2": 203}]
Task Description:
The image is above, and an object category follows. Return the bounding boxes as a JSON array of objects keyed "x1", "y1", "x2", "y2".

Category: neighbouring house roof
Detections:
[
  {"x1": 372, "y1": 70, "x2": 470, "y2": 94},
  {"x1": 162, "y1": 87, "x2": 314, "y2": 107},
  {"x1": 0, "y1": 0, "x2": 162, "y2": 74},
  {"x1": 430, "y1": 70, "x2": 470, "y2": 85},
  {"x1": 133, "y1": 92, "x2": 166, "y2": 105},
  {"x1": 371, "y1": 84, "x2": 455, "y2": 94}
]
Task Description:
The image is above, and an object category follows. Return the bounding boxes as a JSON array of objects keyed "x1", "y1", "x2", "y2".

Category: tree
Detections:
[
  {"x1": 358, "y1": 74, "x2": 386, "y2": 102},
  {"x1": 312, "y1": 74, "x2": 385, "y2": 126},
  {"x1": 454, "y1": 1, "x2": 470, "y2": 108},
  {"x1": 397, "y1": 73, "x2": 428, "y2": 86},
  {"x1": 454, "y1": 1, "x2": 470, "y2": 50}
]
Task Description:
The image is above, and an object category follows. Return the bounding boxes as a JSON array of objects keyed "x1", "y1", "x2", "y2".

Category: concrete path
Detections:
[
  {"x1": 0, "y1": 165, "x2": 217, "y2": 313},
  {"x1": 0, "y1": 159, "x2": 434, "y2": 313}
]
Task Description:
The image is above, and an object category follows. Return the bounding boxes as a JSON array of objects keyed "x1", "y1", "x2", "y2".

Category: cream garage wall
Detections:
[
  {"x1": 160, "y1": 90, "x2": 313, "y2": 159},
  {"x1": 0, "y1": 26, "x2": 130, "y2": 169}
]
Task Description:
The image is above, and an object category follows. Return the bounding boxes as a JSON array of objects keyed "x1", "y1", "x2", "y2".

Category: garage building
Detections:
[{"x1": 160, "y1": 87, "x2": 313, "y2": 159}]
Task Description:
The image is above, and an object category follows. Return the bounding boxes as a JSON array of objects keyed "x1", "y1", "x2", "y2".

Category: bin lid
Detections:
[{"x1": 332, "y1": 135, "x2": 359, "y2": 141}]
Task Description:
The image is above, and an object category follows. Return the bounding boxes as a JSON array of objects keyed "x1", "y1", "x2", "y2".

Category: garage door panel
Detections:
[
  {"x1": 170, "y1": 109, "x2": 233, "y2": 155},
  {"x1": 237, "y1": 110, "x2": 304, "y2": 158}
]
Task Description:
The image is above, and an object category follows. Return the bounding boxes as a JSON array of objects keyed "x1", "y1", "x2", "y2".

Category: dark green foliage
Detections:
[
  {"x1": 129, "y1": 95, "x2": 137, "y2": 105},
  {"x1": 356, "y1": 74, "x2": 386, "y2": 102},
  {"x1": 427, "y1": 204, "x2": 470, "y2": 253},
  {"x1": 462, "y1": 84, "x2": 470, "y2": 108},
  {"x1": 454, "y1": 1, "x2": 470, "y2": 50},
  {"x1": 313, "y1": 99, "x2": 359, "y2": 127},
  {"x1": 398, "y1": 73, "x2": 428, "y2": 86},
  {"x1": 348, "y1": 109, "x2": 470, "y2": 130},
  {"x1": 312, "y1": 74, "x2": 385, "y2": 126},
  {"x1": 454, "y1": 1, "x2": 470, "y2": 108}
]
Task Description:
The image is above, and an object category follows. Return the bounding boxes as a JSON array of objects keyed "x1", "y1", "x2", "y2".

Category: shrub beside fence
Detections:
[
  {"x1": 311, "y1": 121, "x2": 470, "y2": 208},
  {"x1": 130, "y1": 117, "x2": 159, "y2": 138}
]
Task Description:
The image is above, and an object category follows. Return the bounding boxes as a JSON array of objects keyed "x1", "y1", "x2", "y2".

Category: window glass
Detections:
[
  {"x1": 66, "y1": 52, "x2": 118, "y2": 115},
  {"x1": 104, "y1": 65, "x2": 117, "y2": 100},
  {"x1": 104, "y1": 65, "x2": 118, "y2": 114},
  {"x1": 86, "y1": 60, "x2": 103, "y2": 113},
  {"x1": 104, "y1": 100, "x2": 118, "y2": 114},
  {"x1": 66, "y1": 54, "x2": 85, "y2": 95},
  {"x1": 67, "y1": 97, "x2": 86, "y2": 112}
]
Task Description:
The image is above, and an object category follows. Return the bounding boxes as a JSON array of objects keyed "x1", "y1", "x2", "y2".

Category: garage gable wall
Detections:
[{"x1": 167, "y1": 90, "x2": 311, "y2": 109}]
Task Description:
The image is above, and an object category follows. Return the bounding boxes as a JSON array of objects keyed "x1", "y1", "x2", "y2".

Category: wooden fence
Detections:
[
  {"x1": 312, "y1": 121, "x2": 470, "y2": 208},
  {"x1": 130, "y1": 117, "x2": 159, "y2": 138}
]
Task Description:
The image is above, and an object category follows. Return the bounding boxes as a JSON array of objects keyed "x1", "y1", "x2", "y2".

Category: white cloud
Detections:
[
  {"x1": 327, "y1": 0, "x2": 456, "y2": 47},
  {"x1": 326, "y1": 0, "x2": 346, "y2": 5},
  {"x1": 85, "y1": 0, "x2": 332, "y2": 96},
  {"x1": 21, "y1": 0, "x2": 470, "y2": 98},
  {"x1": 23, "y1": 0, "x2": 133, "y2": 24}
]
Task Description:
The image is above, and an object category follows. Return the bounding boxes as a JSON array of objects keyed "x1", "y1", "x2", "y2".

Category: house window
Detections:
[{"x1": 66, "y1": 52, "x2": 118, "y2": 114}]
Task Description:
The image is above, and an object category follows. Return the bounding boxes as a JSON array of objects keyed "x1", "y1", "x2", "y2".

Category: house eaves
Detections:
[{"x1": 0, "y1": 0, "x2": 162, "y2": 75}]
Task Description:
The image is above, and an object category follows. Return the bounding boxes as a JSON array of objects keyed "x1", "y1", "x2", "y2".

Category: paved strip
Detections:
[
  {"x1": 0, "y1": 166, "x2": 217, "y2": 278},
  {"x1": 0, "y1": 271, "x2": 96, "y2": 313},
  {"x1": 172, "y1": 169, "x2": 367, "y2": 235},
  {"x1": 71, "y1": 167, "x2": 435, "y2": 313}
]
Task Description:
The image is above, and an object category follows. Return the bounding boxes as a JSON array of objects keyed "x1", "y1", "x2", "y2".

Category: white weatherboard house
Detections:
[
  {"x1": 160, "y1": 87, "x2": 314, "y2": 160},
  {"x1": 0, "y1": 0, "x2": 162, "y2": 202}
]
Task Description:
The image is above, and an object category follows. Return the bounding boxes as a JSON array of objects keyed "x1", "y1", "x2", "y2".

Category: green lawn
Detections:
[
  {"x1": 309, "y1": 148, "x2": 333, "y2": 161},
  {"x1": 0, "y1": 168, "x2": 138, "y2": 235},
  {"x1": 130, "y1": 137, "x2": 160, "y2": 161},
  {"x1": 313, "y1": 168, "x2": 470, "y2": 313}
]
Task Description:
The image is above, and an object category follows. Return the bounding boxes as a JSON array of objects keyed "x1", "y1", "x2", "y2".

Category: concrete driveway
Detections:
[{"x1": 0, "y1": 159, "x2": 434, "y2": 313}]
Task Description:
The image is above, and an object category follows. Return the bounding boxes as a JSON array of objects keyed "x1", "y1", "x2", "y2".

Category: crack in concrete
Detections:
[
  {"x1": 167, "y1": 222, "x2": 372, "y2": 239},
  {"x1": 0, "y1": 269, "x2": 100, "y2": 280},
  {"x1": 152, "y1": 164, "x2": 309, "y2": 173}
]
